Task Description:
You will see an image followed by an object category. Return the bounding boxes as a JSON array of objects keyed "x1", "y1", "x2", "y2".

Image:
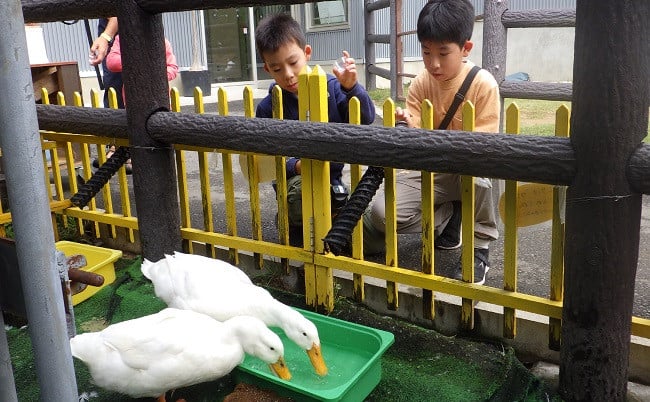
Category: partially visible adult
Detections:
[{"x1": 89, "y1": 17, "x2": 124, "y2": 109}]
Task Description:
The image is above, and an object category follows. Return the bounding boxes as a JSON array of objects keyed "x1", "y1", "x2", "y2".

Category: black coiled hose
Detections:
[
  {"x1": 323, "y1": 166, "x2": 384, "y2": 255},
  {"x1": 70, "y1": 146, "x2": 131, "y2": 208}
]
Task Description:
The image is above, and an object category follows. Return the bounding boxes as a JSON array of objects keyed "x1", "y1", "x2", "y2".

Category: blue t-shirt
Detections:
[{"x1": 255, "y1": 74, "x2": 376, "y2": 184}]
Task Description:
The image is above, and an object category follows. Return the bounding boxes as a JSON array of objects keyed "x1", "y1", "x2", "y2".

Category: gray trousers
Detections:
[{"x1": 365, "y1": 170, "x2": 499, "y2": 246}]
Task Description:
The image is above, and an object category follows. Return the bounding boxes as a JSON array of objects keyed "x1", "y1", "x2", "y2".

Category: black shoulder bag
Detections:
[{"x1": 437, "y1": 65, "x2": 482, "y2": 130}]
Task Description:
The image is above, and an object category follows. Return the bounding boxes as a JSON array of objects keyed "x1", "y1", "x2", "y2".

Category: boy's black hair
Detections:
[
  {"x1": 417, "y1": 0, "x2": 475, "y2": 47},
  {"x1": 255, "y1": 13, "x2": 306, "y2": 60}
]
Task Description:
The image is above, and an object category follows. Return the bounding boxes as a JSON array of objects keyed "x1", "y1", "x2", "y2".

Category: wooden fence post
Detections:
[
  {"x1": 116, "y1": 0, "x2": 182, "y2": 260},
  {"x1": 559, "y1": 2, "x2": 649, "y2": 400}
]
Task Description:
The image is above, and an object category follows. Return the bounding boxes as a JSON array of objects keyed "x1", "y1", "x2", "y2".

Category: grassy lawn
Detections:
[
  {"x1": 368, "y1": 89, "x2": 650, "y2": 140},
  {"x1": 503, "y1": 98, "x2": 568, "y2": 136},
  {"x1": 368, "y1": 88, "x2": 397, "y2": 105},
  {"x1": 505, "y1": 99, "x2": 650, "y2": 140}
]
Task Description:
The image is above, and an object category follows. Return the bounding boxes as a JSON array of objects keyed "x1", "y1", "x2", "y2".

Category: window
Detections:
[
  {"x1": 254, "y1": 5, "x2": 292, "y2": 23},
  {"x1": 308, "y1": 1, "x2": 349, "y2": 30}
]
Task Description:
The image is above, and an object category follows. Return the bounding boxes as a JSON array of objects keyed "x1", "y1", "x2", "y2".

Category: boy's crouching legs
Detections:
[
  {"x1": 362, "y1": 208, "x2": 386, "y2": 255},
  {"x1": 450, "y1": 179, "x2": 498, "y2": 285},
  {"x1": 286, "y1": 175, "x2": 304, "y2": 247}
]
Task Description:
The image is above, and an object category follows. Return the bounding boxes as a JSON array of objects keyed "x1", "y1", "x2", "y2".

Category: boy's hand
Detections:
[
  {"x1": 333, "y1": 51, "x2": 358, "y2": 91},
  {"x1": 395, "y1": 107, "x2": 413, "y2": 127}
]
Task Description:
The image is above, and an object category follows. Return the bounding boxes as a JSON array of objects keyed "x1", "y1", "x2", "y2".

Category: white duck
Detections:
[
  {"x1": 165, "y1": 251, "x2": 253, "y2": 285},
  {"x1": 70, "y1": 308, "x2": 291, "y2": 401},
  {"x1": 141, "y1": 252, "x2": 328, "y2": 376}
]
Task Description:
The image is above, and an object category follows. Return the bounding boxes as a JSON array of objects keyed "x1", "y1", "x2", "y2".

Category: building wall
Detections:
[
  {"x1": 372, "y1": 21, "x2": 576, "y2": 89},
  {"x1": 38, "y1": 1, "x2": 578, "y2": 97}
]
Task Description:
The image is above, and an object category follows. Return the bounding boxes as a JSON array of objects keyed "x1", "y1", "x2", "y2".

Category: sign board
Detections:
[
  {"x1": 498, "y1": 182, "x2": 563, "y2": 227},
  {"x1": 238, "y1": 154, "x2": 276, "y2": 183}
]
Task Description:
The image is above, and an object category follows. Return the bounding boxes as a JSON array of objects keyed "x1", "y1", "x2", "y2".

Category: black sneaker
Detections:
[
  {"x1": 288, "y1": 225, "x2": 304, "y2": 248},
  {"x1": 435, "y1": 201, "x2": 462, "y2": 249},
  {"x1": 453, "y1": 248, "x2": 490, "y2": 285}
]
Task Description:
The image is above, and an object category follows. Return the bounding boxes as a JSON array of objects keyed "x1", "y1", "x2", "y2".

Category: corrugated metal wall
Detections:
[
  {"x1": 41, "y1": 20, "x2": 95, "y2": 74},
  {"x1": 41, "y1": 12, "x2": 202, "y2": 76}
]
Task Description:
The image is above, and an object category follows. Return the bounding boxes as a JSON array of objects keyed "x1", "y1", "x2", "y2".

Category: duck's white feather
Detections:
[
  {"x1": 70, "y1": 308, "x2": 285, "y2": 398},
  {"x1": 142, "y1": 253, "x2": 321, "y2": 352}
]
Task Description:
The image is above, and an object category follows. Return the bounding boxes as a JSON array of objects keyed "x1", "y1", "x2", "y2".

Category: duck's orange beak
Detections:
[
  {"x1": 269, "y1": 356, "x2": 292, "y2": 380},
  {"x1": 307, "y1": 343, "x2": 328, "y2": 376}
]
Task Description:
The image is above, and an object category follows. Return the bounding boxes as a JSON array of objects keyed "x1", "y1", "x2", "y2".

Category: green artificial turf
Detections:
[{"x1": 6, "y1": 256, "x2": 560, "y2": 401}]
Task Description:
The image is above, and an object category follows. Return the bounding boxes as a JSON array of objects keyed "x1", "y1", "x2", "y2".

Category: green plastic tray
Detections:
[{"x1": 234, "y1": 308, "x2": 394, "y2": 402}]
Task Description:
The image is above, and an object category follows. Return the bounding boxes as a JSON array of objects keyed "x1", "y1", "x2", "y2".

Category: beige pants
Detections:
[{"x1": 366, "y1": 170, "x2": 499, "y2": 240}]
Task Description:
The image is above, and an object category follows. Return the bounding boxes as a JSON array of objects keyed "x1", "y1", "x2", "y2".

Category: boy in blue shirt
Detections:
[{"x1": 255, "y1": 13, "x2": 376, "y2": 246}]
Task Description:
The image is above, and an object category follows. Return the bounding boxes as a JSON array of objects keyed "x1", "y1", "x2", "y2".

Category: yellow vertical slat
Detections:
[
  {"x1": 272, "y1": 85, "x2": 290, "y2": 273},
  {"x1": 308, "y1": 66, "x2": 334, "y2": 313},
  {"x1": 107, "y1": 88, "x2": 119, "y2": 110},
  {"x1": 41, "y1": 146, "x2": 54, "y2": 201},
  {"x1": 38, "y1": 86, "x2": 60, "y2": 239},
  {"x1": 192, "y1": 86, "x2": 204, "y2": 113},
  {"x1": 348, "y1": 96, "x2": 365, "y2": 301},
  {"x1": 68, "y1": 93, "x2": 85, "y2": 235},
  {"x1": 105, "y1": 90, "x2": 135, "y2": 243},
  {"x1": 57, "y1": 92, "x2": 75, "y2": 233},
  {"x1": 549, "y1": 104, "x2": 570, "y2": 350},
  {"x1": 194, "y1": 88, "x2": 216, "y2": 257},
  {"x1": 103, "y1": 89, "x2": 118, "y2": 238},
  {"x1": 40, "y1": 88, "x2": 52, "y2": 206},
  {"x1": 302, "y1": 157, "x2": 316, "y2": 249},
  {"x1": 117, "y1": 156, "x2": 134, "y2": 242},
  {"x1": 77, "y1": 91, "x2": 100, "y2": 236},
  {"x1": 420, "y1": 99, "x2": 435, "y2": 320},
  {"x1": 503, "y1": 103, "x2": 521, "y2": 339},
  {"x1": 40, "y1": 88, "x2": 50, "y2": 105},
  {"x1": 89, "y1": 88, "x2": 101, "y2": 108},
  {"x1": 298, "y1": 65, "x2": 317, "y2": 307},
  {"x1": 383, "y1": 99, "x2": 399, "y2": 311},
  {"x1": 170, "y1": 88, "x2": 193, "y2": 253},
  {"x1": 50, "y1": 94, "x2": 66, "y2": 205},
  {"x1": 218, "y1": 87, "x2": 239, "y2": 265},
  {"x1": 86, "y1": 90, "x2": 103, "y2": 237},
  {"x1": 460, "y1": 101, "x2": 476, "y2": 330},
  {"x1": 107, "y1": 87, "x2": 134, "y2": 244},
  {"x1": 198, "y1": 150, "x2": 215, "y2": 257},
  {"x1": 73, "y1": 91, "x2": 84, "y2": 107},
  {"x1": 42, "y1": 89, "x2": 61, "y2": 239},
  {"x1": 96, "y1": 141, "x2": 116, "y2": 238},
  {"x1": 41, "y1": 146, "x2": 54, "y2": 204},
  {"x1": 50, "y1": 145, "x2": 64, "y2": 203},
  {"x1": 243, "y1": 86, "x2": 264, "y2": 269},
  {"x1": 218, "y1": 87, "x2": 229, "y2": 116}
]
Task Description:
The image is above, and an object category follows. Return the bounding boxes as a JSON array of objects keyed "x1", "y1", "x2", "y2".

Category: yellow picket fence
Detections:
[{"x1": 16, "y1": 65, "x2": 650, "y2": 351}]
